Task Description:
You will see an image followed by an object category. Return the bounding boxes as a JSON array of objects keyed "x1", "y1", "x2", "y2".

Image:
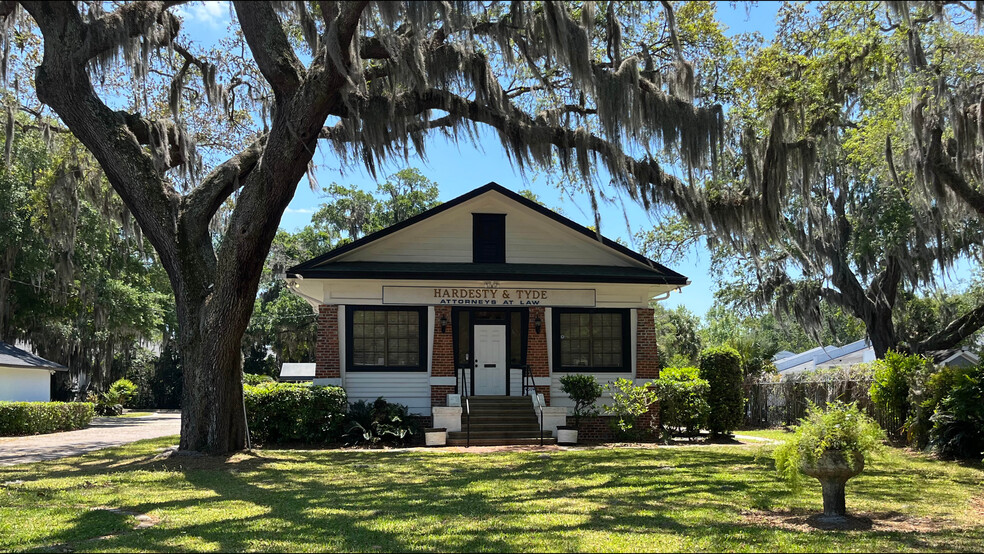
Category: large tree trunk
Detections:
[{"x1": 178, "y1": 302, "x2": 249, "y2": 452}]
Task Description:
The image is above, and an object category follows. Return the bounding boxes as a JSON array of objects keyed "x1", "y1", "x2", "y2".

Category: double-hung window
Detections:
[
  {"x1": 553, "y1": 309, "x2": 629, "y2": 372},
  {"x1": 347, "y1": 306, "x2": 427, "y2": 371}
]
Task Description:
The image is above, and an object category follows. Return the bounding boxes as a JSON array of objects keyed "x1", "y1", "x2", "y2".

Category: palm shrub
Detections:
[
  {"x1": 345, "y1": 397, "x2": 419, "y2": 447},
  {"x1": 651, "y1": 366, "x2": 710, "y2": 440},
  {"x1": 698, "y1": 347, "x2": 744, "y2": 435},
  {"x1": 602, "y1": 378, "x2": 656, "y2": 439},
  {"x1": 107, "y1": 379, "x2": 139, "y2": 408},
  {"x1": 559, "y1": 374, "x2": 602, "y2": 429},
  {"x1": 774, "y1": 402, "x2": 884, "y2": 518}
]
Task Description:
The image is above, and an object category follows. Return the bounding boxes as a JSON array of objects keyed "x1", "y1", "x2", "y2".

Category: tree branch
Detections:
[
  {"x1": 233, "y1": 1, "x2": 303, "y2": 97},
  {"x1": 928, "y1": 126, "x2": 984, "y2": 217},
  {"x1": 915, "y1": 300, "x2": 984, "y2": 352},
  {"x1": 82, "y1": 1, "x2": 183, "y2": 62},
  {"x1": 183, "y1": 138, "x2": 265, "y2": 224}
]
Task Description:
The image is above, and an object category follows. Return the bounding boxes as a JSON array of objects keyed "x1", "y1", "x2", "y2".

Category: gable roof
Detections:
[
  {"x1": 0, "y1": 341, "x2": 68, "y2": 371},
  {"x1": 288, "y1": 182, "x2": 688, "y2": 285},
  {"x1": 776, "y1": 339, "x2": 872, "y2": 373}
]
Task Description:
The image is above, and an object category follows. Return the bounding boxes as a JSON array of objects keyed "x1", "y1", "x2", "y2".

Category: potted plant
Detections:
[
  {"x1": 558, "y1": 374, "x2": 603, "y2": 445},
  {"x1": 774, "y1": 401, "x2": 885, "y2": 521}
]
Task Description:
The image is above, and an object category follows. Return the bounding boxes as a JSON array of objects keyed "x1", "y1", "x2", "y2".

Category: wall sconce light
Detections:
[
  {"x1": 534, "y1": 315, "x2": 542, "y2": 334},
  {"x1": 440, "y1": 314, "x2": 449, "y2": 333}
]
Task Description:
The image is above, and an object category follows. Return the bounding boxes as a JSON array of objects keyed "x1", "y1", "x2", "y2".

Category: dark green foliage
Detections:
[
  {"x1": 0, "y1": 401, "x2": 95, "y2": 435},
  {"x1": 906, "y1": 362, "x2": 970, "y2": 449},
  {"x1": 651, "y1": 366, "x2": 710, "y2": 439},
  {"x1": 345, "y1": 397, "x2": 419, "y2": 447},
  {"x1": 559, "y1": 374, "x2": 602, "y2": 428},
  {"x1": 149, "y1": 341, "x2": 182, "y2": 409},
  {"x1": 243, "y1": 383, "x2": 347, "y2": 445},
  {"x1": 929, "y1": 366, "x2": 984, "y2": 460},
  {"x1": 698, "y1": 346, "x2": 744, "y2": 435}
]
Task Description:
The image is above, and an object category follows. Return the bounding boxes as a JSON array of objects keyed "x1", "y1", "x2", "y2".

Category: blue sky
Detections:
[{"x1": 173, "y1": 1, "x2": 783, "y2": 317}]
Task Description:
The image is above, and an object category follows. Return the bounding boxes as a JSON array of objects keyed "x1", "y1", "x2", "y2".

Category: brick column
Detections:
[
  {"x1": 527, "y1": 307, "x2": 550, "y2": 405},
  {"x1": 635, "y1": 307, "x2": 660, "y2": 435},
  {"x1": 431, "y1": 306, "x2": 455, "y2": 407},
  {"x1": 635, "y1": 308, "x2": 659, "y2": 379},
  {"x1": 316, "y1": 305, "x2": 340, "y2": 378}
]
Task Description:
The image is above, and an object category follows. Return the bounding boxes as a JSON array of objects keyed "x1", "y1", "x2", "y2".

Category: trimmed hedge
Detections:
[
  {"x1": 244, "y1": 382, "x2": 347, "y2": 445},
  {"x1": 699, "y1": 346, "x2": 744, "y2": 435},
  {"x1": 0, "y1": 402, "x2": 95, "y2": 436}
]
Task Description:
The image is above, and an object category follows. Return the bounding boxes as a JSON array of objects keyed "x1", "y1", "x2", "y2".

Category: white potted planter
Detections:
[
  {"x1": 424, "y1": 427, "x2": 447, "y2": 447},
  {"x1": 556, "y1": 425, "x2": 579, "y2": 445}
]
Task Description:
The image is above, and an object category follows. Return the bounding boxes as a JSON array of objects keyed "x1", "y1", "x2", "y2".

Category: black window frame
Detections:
[
  {"x1": 472, "y1": 213, "x2": 506, "y2": 263},
  {"x1": 346, "y1": 305, "x2": 428, "y2": 372},
  {"x1": 552, "y1": 308, "x2": 631, "y2": 372}
]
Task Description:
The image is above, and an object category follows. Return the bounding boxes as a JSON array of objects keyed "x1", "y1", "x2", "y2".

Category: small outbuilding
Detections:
[{"x1": 0, "y1": 341, "x2": 68, "y2": 402}]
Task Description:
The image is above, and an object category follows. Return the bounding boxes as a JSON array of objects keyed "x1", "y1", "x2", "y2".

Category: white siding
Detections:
[
  {"x1": 0, "y1": 366, "x2": 52, "y2": 402},
  {"x1": 333, "y1": 193, "x2": 644, "y2": 268},
  {"x1": 344, "y1": 372, "x2": 431, "y2": 416}
]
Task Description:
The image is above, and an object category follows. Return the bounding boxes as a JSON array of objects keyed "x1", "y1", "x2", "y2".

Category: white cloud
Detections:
[
  {"x1": 285, "y1": 207, "x2": 316, "y2": 214},
  {"x1": 174, "y1": 2, "x2": 231, "y2": 30}
]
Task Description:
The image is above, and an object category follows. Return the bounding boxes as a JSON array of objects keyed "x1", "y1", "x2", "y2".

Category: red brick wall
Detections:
[
  {"x1": 567, "y1": 414, "x2": 660, "y2": 443},
  {"x1": 636, "y1": 308, "x2": 659, "y2": 379},
  {"x1": 431, "y1": 306, "x2": 455, "y2": 407},
  {"x1": 316, "y1": 305, "x2": 340, "y2": 378},
  {"x1": 527, "y1": 307, "x2": 550, "y2": 404}
]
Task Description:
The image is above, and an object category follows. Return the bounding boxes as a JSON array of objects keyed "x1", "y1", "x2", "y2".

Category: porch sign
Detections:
[{"x1": 382, "y1": 286, "x2": 596, "y2": 307}]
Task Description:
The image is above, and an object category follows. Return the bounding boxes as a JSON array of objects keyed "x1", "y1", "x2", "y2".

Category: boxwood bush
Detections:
[
  {"x1": 698, "y1": 346, "x2": 744, "y2": 436},
  {"x1": 244, "y1": 382, "x2": 347, "y2": 445},
  {"x1": 0, "y1": 401, "x2": 95, "y2": 436}
]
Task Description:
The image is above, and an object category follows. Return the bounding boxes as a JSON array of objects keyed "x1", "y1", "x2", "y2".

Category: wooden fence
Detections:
[{"x1": 745, "y1": 378, "x2": 906, "y2": 439}]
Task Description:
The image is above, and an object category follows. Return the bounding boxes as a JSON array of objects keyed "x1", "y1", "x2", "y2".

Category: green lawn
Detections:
[{"x1": 0, "y1": 436, "x2": 981, "y2": 552}]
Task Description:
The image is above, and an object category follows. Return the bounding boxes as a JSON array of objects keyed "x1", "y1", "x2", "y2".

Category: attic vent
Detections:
[{"x1": 472, "y1": 213, "x2": 505, "y2": 263}]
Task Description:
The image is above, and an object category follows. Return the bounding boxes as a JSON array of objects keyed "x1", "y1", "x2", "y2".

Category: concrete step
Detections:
[
  {"x1": 447, "y1": 437, "x2": 557, "y2": 446},
  {"x1": 461, "y1": 423, "x2": 541, "y2": 431},
  {"x1": 449, "y1": 430, "x2": 549, "y2": 439}
]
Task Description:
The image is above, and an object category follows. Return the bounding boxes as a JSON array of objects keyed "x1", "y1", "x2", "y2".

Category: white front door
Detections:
[{"x1": 473, "y1": 324, "x2": 507, "y2": 395}]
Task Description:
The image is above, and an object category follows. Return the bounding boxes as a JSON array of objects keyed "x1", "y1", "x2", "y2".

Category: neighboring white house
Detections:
[
  {"x1": 774, "y1": 339, "x2": 980, "y2": 377},
  {"x1": 0, "y1": 341, "x2": 68, "y2": 402},
  {"x1": 280, "y1": 362, "x2": 316, "y2": 382}
]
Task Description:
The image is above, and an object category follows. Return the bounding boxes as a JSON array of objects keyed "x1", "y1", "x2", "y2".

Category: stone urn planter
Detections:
[
  {"x1": 556, "y1": 425, "x2": 578, "y2": 445},
  {"x1": 424, "y1": 428, "x2": 447, "y2": 447},
  {"x1": 801, "y1": 449, "x2": 865, "y2": 519}
]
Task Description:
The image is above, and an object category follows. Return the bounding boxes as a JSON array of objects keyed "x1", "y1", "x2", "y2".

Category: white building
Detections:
[
  {"x1": 0, "y1": 341, "x2": 68, "y2": 402},
  {"x1": 774, "y1": 339, "x2": 980, "y2": 377}
]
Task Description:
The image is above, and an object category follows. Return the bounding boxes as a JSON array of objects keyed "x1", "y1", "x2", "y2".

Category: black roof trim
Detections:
[
  {"x1": 290, "y1": 262, "x2": 689, "y2": 286},
  {"x1": 288, "y1": 182, "x2": 687, "y2": 281}
]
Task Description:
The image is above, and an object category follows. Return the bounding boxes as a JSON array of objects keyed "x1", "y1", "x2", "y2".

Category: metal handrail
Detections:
[
  {"x1": 459, "y1": 365, "x2": 471, "y2": 448},
  {"x1": 522, "y1": 365, "x2": 545, "y2": 446}
]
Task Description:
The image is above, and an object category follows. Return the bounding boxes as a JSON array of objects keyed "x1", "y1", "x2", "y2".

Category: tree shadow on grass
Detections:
[{"x1": 8, "y1": 443, "x2": 984, "y2": 552}]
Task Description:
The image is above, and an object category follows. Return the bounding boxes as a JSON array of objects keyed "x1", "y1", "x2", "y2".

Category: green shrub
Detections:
[
  {"x1": 107, "y1": 379, "x2": 139, "y2": 408},
  {"x1": 698, "y1": 347, "x2": 744, "y2": 435},
  {"x1": 773, "y1": 401, "x2": 885, "y2": 490},
  {"x1": 244, "y1": 382, "x2": 347, "y2": 445},
  {"x1": 86, "y1": 391, "x2": 123, "y2": 416},
  {"x1": 559, "y1": 374, "x2": 602, "y2": 428},
  {"x1": 602, "y1": 378, "x2": 656, "y2": 439},
  {"x1": 869, "y1": 351, "x2": 929, "y2": 437},
  {"x1": 243, "y1": 373, "x2": 275, "y2": 386},
  {"x1": 907, "y1": 363, "x2": 970, "y2": 448},
  {"x1": 929, "y1": 365, "x2": 984, "y2": 460},
  {"x1": 651, "y1": 366, "x2": 710, "y2": 440},
  {"x1": 0, "y1": 402, "x2": 95, "y2": 435},
  {"x1": 345, "y1": 397, "x2": 418, "y2": 446}
]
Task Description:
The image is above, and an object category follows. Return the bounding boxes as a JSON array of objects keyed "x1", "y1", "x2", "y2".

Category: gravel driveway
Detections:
[{"x1": 0, "y1": 412, "x2": 181, "y2": 467}]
